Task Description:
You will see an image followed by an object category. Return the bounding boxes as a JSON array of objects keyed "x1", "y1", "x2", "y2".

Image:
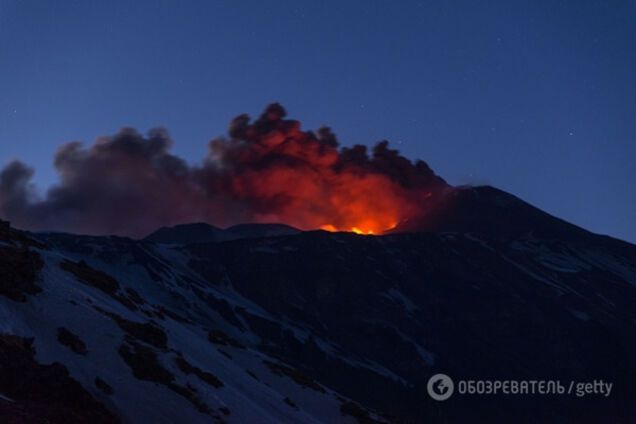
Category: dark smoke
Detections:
[{"x1": 0, "y1": 104, "x2": 447, "y2": 237}]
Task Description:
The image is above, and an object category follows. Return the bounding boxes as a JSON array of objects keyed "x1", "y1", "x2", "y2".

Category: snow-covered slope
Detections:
[{"x1": 0, "y1": 224, "x2": 384, "y2": 424}]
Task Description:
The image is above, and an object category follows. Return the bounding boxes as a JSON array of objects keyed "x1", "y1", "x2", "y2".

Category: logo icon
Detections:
[{"x1": 427, "y1": 373, "x2": 454, "y2": 401}]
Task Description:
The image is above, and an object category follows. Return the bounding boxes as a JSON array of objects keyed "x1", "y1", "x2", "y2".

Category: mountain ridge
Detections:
[
  {"x1": 1, "y1": 185, "x2": 636, "y2": 423},
  {"x1": 144, "y1": 222, "x2": 301, "y2": 244}
]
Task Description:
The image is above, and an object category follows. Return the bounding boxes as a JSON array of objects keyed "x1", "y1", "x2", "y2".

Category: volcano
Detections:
[{"x1": 1, "y1": 185, "x2": 635, "y2": 423}]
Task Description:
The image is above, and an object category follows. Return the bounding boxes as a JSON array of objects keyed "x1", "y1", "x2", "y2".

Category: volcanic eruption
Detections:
[{"x1": 0, "y1": 104, "x2": 447, "y2": 237}]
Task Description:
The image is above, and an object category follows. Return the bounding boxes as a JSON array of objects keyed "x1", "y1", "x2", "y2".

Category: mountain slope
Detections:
[
  {"x1": 1, "y1": 186, "x2": 636, "y2": 423},
  {"x1": 397, "y1": 185, "x2": 593, "y2": 238}
]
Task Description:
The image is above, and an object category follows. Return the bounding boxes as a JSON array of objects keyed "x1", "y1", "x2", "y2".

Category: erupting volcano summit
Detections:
[{"x1": 0, "y1": 104, "x2": 447, "y2": 237}]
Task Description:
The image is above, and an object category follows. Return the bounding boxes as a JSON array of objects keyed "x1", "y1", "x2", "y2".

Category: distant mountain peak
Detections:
[
  {"x1": 144, "y1": 222, "x2": 226, "y2": 244},
  {"x1": 144, "y1": 222, "x2": 301, "y2": 244},
  {"x1": 395, "y1": 185, "x2": 591, "y2": 239}
]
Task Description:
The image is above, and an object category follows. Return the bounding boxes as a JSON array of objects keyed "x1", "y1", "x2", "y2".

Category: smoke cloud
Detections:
[{"x1": 0, "y1": 104, "x2": 447, "y2": 237}]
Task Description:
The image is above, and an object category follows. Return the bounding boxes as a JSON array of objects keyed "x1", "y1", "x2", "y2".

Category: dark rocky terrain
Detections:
[{"x1": 1, "y1": 185, "x2": 635, "y2": 423}]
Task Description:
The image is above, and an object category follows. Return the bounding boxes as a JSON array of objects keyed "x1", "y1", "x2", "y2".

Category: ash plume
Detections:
[{"x1": 0, "y1": 104, "x2": 447, "y2": 237}]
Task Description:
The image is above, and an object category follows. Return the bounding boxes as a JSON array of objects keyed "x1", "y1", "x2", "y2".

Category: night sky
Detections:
[{"x1": 1, "y1": 1, "x2": 634, "y2": 242}]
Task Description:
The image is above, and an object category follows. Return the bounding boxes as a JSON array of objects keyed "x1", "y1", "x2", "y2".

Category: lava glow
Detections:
[
  {"x1": 321, "y1": 221, "x2": 398, "y2": 235},
  {"x1": 321, "y1": 225, "x2": 375, "y2": 235}
]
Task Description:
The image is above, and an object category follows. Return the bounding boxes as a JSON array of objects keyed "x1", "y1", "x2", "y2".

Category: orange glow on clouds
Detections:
[{"x1": 208, "y1": 104, "x2": 443, "y2": 236}]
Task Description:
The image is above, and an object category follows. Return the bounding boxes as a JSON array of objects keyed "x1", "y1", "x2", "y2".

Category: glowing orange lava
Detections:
[{"x1": 319, "y1": 221, "x2": 398, "y2": 235}]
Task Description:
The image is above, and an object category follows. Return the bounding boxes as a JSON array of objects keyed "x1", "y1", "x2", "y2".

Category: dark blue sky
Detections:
[{"x1": 1, "y1": 0, "x2": 635, "y2": 242}]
